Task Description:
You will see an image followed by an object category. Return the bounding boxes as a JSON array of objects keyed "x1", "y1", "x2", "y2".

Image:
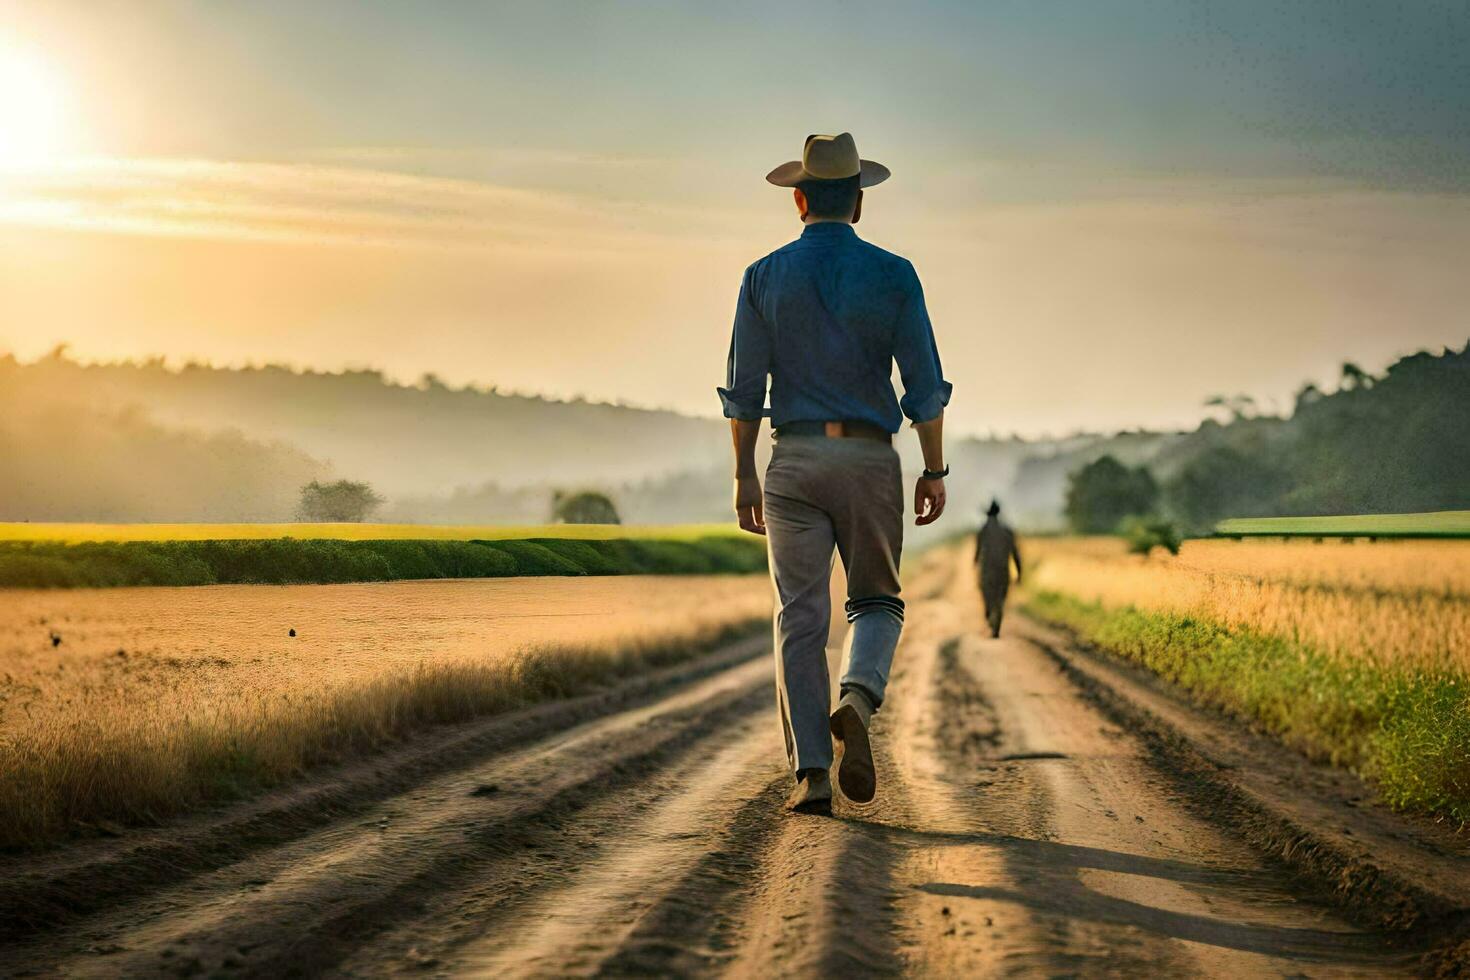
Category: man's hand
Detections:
[
  {"x1": 914, "y1": 475, "x2": 946, "y2": 525},
  {"x1": 912, "y1": 412, "x2": 946, "y2": 526},
  {"x1": 734, "y1": 476, "x2": 766, "y2": 535}
]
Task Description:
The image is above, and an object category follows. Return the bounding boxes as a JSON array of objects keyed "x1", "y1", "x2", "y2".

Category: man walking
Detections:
[
  {"x1": 719, "y1": 133, "x2": 952, "y2": 815},
  {"x1": 975, "y1": 499, "x2": 1022, "y2": 638}
]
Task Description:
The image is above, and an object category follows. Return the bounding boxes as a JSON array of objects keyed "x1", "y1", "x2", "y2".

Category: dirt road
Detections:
[{"x1": 1, "y1": 565, "x2": 1420, "y2": 977}]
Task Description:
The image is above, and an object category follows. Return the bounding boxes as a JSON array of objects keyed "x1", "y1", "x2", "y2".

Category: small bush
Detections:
[
  {"x1": 550, "y1": 490, "x2": 621, "y2": 525},
  {"x1": 1122, "y1": 518, "x2": 1182, "y2": 556},
  {"x1": 297, "y1": 479, "x2": 384, "y2": 522}
]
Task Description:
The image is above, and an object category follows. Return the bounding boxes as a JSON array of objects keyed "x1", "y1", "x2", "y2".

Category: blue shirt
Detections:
[{"x1": 717, "y1": 222, "x2": 952, "y2": 433}]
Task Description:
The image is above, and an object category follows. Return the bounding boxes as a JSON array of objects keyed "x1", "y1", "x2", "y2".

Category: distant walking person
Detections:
[
  {"x1": 719, "y1": 133, "x2": 952, "y2": 815},
  {"x1": 975, "y1": 500, "x2": 1022, "y2": 638}
]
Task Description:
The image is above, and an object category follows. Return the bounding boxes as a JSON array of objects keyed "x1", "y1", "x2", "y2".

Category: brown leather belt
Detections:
[{"x1": 774, "y1": 420, "x2": 892, "y2": 444}]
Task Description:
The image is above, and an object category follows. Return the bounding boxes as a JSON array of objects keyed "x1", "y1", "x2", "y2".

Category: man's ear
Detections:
[
  {"x1": 851, "y1": 189, "x2": 864, "y2": 225},
  {"x1": 793, "y1": 188, "x2": 808, "y2": 221}
]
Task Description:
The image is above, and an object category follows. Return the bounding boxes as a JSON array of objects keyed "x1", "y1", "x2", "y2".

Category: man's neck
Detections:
[{"x1": 801, "y1": 216, "x2": 854, "y2": 226}]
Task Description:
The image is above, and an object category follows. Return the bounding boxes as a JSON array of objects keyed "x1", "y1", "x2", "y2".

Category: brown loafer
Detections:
[
  {"x1": 786, "y1": 768, "x2": 833, "y2": 815},
  {"x1": 830, "y1": 691, "x2": 876, "y2": 804}
]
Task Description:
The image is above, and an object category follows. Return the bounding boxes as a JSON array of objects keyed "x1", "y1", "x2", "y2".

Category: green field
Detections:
[
  {"x1": 0, "y1": 521, "x2": 738, "y2": 543},
  {"x1": 1215, "y1": 510, "x2": 1470, "y2": 539},
  {"x1": 0, "y1": 524, "x2": 767, "y2": 588}
]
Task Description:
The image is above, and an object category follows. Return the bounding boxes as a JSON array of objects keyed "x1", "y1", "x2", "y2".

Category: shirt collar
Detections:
[{"x1": 799, "y1": 221, "x2": 857, "y2": 240}]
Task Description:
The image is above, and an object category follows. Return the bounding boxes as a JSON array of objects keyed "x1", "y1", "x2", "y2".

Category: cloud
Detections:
[{"x1": 0, "y1": 156, "x2": 752, "y2": 253}]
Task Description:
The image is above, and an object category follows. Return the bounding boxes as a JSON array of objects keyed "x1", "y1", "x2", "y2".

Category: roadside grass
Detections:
[
  {"x1": 1024, "y1": 591, "x2": 1470, "y2": 825},
  {"x1": 1018, "y1": 536, "x2": 1470, "y2": 825},
  {"x1": 0, "y1": 535, "x2": 767, "y2": 589},
  {"x1": 0, "y1": 612, "x2": 766, "y2": 849},
  {"x1": 1216, "y1": 510, "x2": 1470, "y2": 539}
]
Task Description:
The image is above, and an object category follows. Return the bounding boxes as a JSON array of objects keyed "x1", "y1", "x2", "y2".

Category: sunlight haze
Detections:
[{"x1": 2, "y1": 0, "x2": 1467, "y2": 436}]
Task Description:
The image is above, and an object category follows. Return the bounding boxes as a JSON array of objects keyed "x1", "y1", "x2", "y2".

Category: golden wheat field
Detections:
[
  {"x1": 0, "y1": 575, "x2": 772, "y2": 846},
  {"x1": 1024, "y1": 537, "x2": 1470, "y2": 673}
]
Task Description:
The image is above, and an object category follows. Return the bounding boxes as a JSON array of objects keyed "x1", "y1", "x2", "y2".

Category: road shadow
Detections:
[{"x1": 829, "y1": 816, "x2": 1419, "y2": 967}]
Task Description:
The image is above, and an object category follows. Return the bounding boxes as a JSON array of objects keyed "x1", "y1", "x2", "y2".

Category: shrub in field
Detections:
[
  {"x1": 1122, "y1": 518, "x2": 1182, "y2": 557},
  {"x1": 551, "y1": 490, "x2": 621, "y2": 525},
  {"x1": 297, "y1": 479, "x2": 384, "y2": 523}
]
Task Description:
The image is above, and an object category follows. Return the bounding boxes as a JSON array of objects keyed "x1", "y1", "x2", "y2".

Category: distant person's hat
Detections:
[
  {"x1": 987, "y1": 499, "x2": 1001, "y2": 517},
  {"x1": 766, "y1": 133, "x2": 890, "y2": 188}
]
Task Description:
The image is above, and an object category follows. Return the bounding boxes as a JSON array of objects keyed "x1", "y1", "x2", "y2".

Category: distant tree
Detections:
[
  {"x1": 1064, "y1": 456, "x2": 1159, "y2": 533},
  {"x1": 1293, "y1": 382, "x2": 1323, "y2": 414},
  {"x1": 1164, "y1": 446, "x2": 1288, "y2": 533},
  {"x1": 297, "y1": 479, "x2": 384, "y2": 522},
  {"x1": 1205, "y1": 393, "x2": 1257, "y2": 421},
  {"x1": 551, "y1": 490, "x2": 620, "y2": 525},
  {"x1": 1339, "y1": 362, "x2": 1373, "y2": 391}
]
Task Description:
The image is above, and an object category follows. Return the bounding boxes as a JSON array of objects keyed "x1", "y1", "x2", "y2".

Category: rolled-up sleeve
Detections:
[
  {"x1": 716, "y1": 266, "x2": 771, "y2": 421},
  {"x1": 893, "y1": 263, "x2": 953, "y2": 424}
]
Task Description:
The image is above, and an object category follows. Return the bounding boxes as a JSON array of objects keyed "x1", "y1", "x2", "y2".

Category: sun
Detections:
[{"x1": 0, "y1": 44, "x2": 72, "y2": 169}]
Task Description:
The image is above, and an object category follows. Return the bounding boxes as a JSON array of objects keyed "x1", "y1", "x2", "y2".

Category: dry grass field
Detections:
[
  {"x1": 1025, "y1": 537, "x2": 1470, "y2": 673},
  {"x1": 0, "y1": 575, "x2": 771, "y2": 847}
]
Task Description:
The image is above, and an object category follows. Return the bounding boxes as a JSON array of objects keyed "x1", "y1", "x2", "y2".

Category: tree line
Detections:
[{"x1": 1065, "y1": 344, "x2": 1470, "y2": 535}]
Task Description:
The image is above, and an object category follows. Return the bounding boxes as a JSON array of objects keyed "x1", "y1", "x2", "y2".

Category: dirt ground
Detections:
[{"x1": 0, "y1": 559, "x2": 1424, "y2": 978}]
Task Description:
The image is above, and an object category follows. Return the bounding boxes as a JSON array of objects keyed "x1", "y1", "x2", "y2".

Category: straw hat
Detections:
[{"x1": 765, "y1": 133, "x2": 890, "y2": 188}]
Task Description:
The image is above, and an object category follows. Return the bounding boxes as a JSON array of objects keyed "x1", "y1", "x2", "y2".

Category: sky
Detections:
[{"x1": 1, "y1": 0, "x2": 1467, "y2": 437}]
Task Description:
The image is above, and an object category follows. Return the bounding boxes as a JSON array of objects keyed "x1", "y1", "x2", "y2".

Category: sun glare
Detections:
[{"x1": 0, "y1": 43, "x2": 71, "y2": 170}]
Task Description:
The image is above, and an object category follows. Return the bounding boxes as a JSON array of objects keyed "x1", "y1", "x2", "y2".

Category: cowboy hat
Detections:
[{"x1": 766, "y1": 132, "x2": 890, "y2": 188}]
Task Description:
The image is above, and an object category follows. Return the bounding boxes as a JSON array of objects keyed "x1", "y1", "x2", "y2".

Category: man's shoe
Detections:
[
  {"x1": 786, "y1": 768, "x2": 833, "y2": 815},
  {"x1": 830, "y1": 690, "x2": 876, "y2": 804}
]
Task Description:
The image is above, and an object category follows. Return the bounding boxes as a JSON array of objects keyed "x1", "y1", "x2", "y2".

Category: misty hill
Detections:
[
  {"x1": 9, "y1": 350, "x2": 729, "y2": 498},
  {"x1": 386, "y1": 432, "x2": 1078, "y2": 537},
  {"x1": 6, "y1": 343, "x2": 1458, "y2": 531},
  {"x1": 0, "y1": 356, "x2": 326, "y2": 522},
  {"x1": 1, "y1": 349, "x2": 1087, "y2": 529}
]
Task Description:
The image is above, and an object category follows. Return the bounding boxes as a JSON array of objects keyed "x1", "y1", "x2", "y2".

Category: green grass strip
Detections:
[
  {"x1": 1215, "y1": 510, "x2": 1470, "y2": 538},
  {"x1": 0, "y1": 521, "x2": 745, "y2": 543},
  {"x1": 0, "y1": 535, "x2": 767, "y2": 589},
  {"x1": 1023, "y1": 590, "x2": 1470, "y2": 826}
]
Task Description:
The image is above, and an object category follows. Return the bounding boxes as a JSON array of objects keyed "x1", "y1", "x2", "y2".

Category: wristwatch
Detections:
[{"x1": 922, "y1": 465, "x2": 950, "y2": 480}]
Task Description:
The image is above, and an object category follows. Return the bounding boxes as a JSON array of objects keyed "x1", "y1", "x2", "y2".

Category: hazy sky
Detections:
[{"x1": 1, "y1": 0, "x2": 1467, "y2": 436}]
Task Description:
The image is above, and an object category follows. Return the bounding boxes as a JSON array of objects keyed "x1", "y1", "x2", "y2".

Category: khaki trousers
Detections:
[{"x1": 762, "y1": 435, "x2": 905, "y2": 773}]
